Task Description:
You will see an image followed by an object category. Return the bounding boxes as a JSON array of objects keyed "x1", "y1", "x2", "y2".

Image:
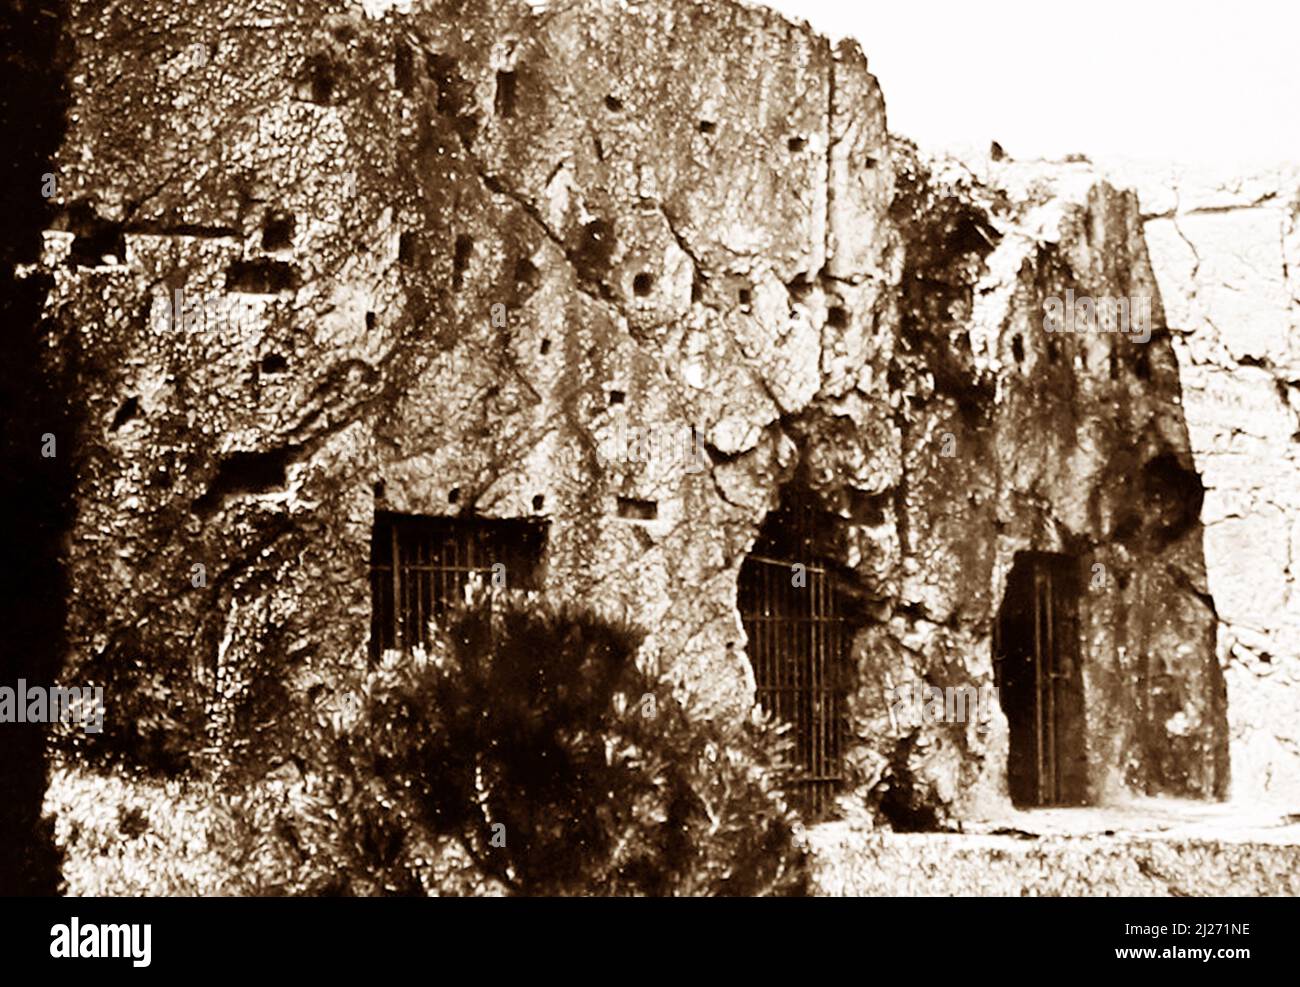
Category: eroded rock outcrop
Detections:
[
  {"x1": 1100, "y1": 159, "x2": 1300, "y2": 805},
  {"x1": 28, "y1": 0, "x2": 1228, "y2": 845}
]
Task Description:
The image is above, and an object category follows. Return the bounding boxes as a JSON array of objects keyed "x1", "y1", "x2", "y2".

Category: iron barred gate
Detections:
[
  {"x1": 369, "y1": 512, "x2": 546, "y2": 658},
  {"x1": 738, "y1": 550, "x2": 853, "y2": 819},
  {"x1": 993, "y1": 551, "x2": 1086, "y2": 806}
]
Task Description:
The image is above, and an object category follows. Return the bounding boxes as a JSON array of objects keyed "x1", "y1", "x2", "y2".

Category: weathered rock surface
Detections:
[
  {"x1": 28, "y1": 0, "x2": 1231, "y2": 857},
  {"x1": 1095, "y1": 160, "x2": 1300, "y2": 807}
]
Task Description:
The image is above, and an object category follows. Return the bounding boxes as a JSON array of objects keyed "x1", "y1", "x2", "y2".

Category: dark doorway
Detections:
[
  {"x1": 738, "y1": 489, "x2": 857, "y2": 819},
  {"x1": 993, "y1": 552, "x2": 1087, "y2": 806}
]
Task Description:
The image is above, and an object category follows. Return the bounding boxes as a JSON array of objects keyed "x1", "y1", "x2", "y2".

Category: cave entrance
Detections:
[
  {"x1": 993, "y1": 552, "x2": 1087, "y2": 806},
  {"x1": 738, "y1": 489, "x2": 857, "y2": 820}
]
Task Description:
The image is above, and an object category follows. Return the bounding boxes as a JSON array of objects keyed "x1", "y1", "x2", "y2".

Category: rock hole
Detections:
[
  {"x1": 262, "y1": 212, "x2": 294, "y2": 251},
  {"x1": 67, "y1": 204, "x2": 125, "y2": 267},
  {"x1": 494, "y1": 69, "x2": 517, "y2": 117},
  {"x1": 193, "y1": 447, "x2": 294, "y2": 514},
  {"x1": 394, "y1": 44, "x2": 414, "y2": 93},
  {"x1": 948, "y1": 213, "x2": 1001, "y2": 257},
  {"x1": 366, "y1": 311, "x2": 376, "y2": 331},
  {"x1": 298, "y1": 54, "x2": 336, "y2": 105},
  {"x1": 1011, "y1": 335, "x2": 1024, "y2": 363},
  {"x1": 311, "y1": 66, "x2": 334, "y2": 105},
  {"x1": 532, "y1": 494, "x2": 545, "y2": 512},
  {"x1": 738, "y1": 286, "x2": 751, "y2": 307},
  {"x1": 786, "y1": 273, "x2": 814, "y2": 301},
  {"x1": 604, "y1": 94, "x2": 622, "y2": 111},
  {"x1": 698, "y1": 120, "x2": 716, "y2": 134},
  {"x1": 427, "y1": 52, "x2": 457, "y2": 114},
  {"x1": 877, "y1": 746, "x2": 945, "y2": 832},
  {"x1": 1141, "y1": 453, "x2": 1203, "y2": 548},
  {"x1": 448, "y1": 487, "x2": 460, "y2": 504},
  {"x1": 373, "y1": 480, "x2": 386, "y2": 500},
  {"x1": 849, "y1": 489, "x2": 890, "y2": 526},
  {"x1": 540, "y1": 338, "x2": 551, "y2": 355},
  {"x1": 616, "y1": 496, "x2": 657, "y2": 521},
  {"x1": 571, "y1": 218, "x2": 616, "y2": 284},
  {"x1": 452, "y1": 234, "x2": 473, "y2": 289},
  {"x1": 226, "y1": 259, "x2": 299, "y2": 294},
  {"x1": 426, "y1": 51, "x2": 479, "y2": 148},
  {"x1": 1113, "y1": 512, "x2": 1141, "y2": 543},
  {"x1": 609, "y1": 389, "x2": 625, "y2": 405},
  {"x1": 260, "y1": 353, "x2": 288, "y2": 375},
  {"x1": 827, "y1": 306, "x2": 849, "y2": 329},
  {"x1": 691, "y1": 279, "x2": 703, "y2": 303},
  {"x1": 513, "y1": 256, "x2": 540, "y2": 299},
  {"x1": 788, "y1": 135, "x2": 807, "y2": 152},
  {"x1": 632, "y1": 271, "x2": 654, "y2": 297},
  {"x1": 109, "y1": 396, "x2": 139, "y2": 432}
]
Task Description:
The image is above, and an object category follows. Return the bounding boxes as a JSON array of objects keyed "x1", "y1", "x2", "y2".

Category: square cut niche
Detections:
[
  {"x1": 452, "y1": 234, "x2": 473, "y2": 289},
  {"x1": 398, "y1": 232, "x2": 417, "y2": 266},
  {"x1": 394, "y1": 44, "x2": 414, "y2": 93},
  {"x1": 495, "y1": 70, "x2": 517, "y2": 117},
  {"x1": 368, "y1": 512, "x2": 547, "y2": 659},
  {"x1": 226, "y1": 259, "x2": 299, "y2": 294},
  {"x1": 262, "y1": 212, "x2": 295, "y2": 251},
  {"x1": 616, "y1": 497, "x2": 657, "y2": 521}
]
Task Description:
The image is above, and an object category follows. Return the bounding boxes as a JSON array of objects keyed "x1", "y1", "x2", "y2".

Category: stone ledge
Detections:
[{"x1": 808, "y1": 804, "x2": 1300, "y2": 895}]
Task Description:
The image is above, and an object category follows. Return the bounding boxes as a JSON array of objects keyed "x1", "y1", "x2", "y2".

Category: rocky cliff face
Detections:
[
  {"x1": 28, "y1": 0, "x2": 1227, "y2": 837},
  {"x1": 1100, "y1": 160, "x2": 1300, "y2": 805}
]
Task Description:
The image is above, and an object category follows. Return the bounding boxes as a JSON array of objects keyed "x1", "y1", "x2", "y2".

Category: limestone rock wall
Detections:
[
  {"x1": 31, "y1": 0, "x2": 1227, "y2": 825},
  {"x1": 1100, "y1": 160, "x2": 1300, "y2": 806},
  {"x1": 850, "y1": 151, "x2": 1226, "y2": 820}
]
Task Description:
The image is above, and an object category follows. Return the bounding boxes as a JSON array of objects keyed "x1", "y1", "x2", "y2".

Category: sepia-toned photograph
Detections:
[{"x1": 0, "y1": 0, "x2": 1296, "y2": 938}]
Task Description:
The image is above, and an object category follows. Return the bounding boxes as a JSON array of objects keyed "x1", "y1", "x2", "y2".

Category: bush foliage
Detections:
[{"x1": 222, "y1": 592, "x2": 810, "y2": 896}]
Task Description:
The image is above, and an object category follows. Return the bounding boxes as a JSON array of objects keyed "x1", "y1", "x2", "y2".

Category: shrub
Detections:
[
  {"x1": 43, "y1": 765, "x2": 238, "y2": 896},
  {"x1": 227, "y1": 591, "x2": 810, "y2": 896}
]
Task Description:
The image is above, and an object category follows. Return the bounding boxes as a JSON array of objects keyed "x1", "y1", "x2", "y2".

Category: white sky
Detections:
[{"x1": 750, "y1": 0, "x2": 1299, "y2": 165}]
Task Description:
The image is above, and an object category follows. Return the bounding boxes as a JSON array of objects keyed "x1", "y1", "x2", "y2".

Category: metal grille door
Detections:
[
  {"x1": 369, "y1": 513, "x2": 546, "y2": 657},
  {"x1": 738, "y1": 552, "x2": 851, "y2": 820},
  {"x1": 993, "y1": 552, "x2": 1085, "y2": 806}
]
